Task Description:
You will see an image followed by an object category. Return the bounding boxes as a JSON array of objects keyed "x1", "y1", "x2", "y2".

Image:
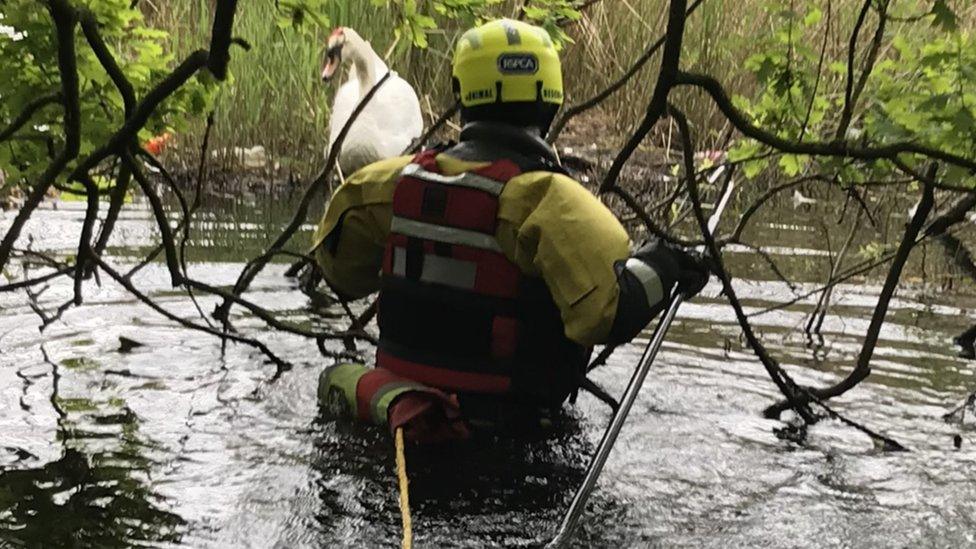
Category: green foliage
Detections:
[
  {"x1": 522, "y1": 0, "x2": 581, "y2": 47},
  {"x1": 930, "y1": 0, "x2": 958, "y2": 32},
  {"x1": 274, "y1": 0, "x2": 335, "y2": 30},
  {"x1": 867, "y1": 30, "x2": 976, "y2": 184},
  {"x1": 859, "y1": 241, "x2": 889, "y2": 261},
  {"x1": 730, "y1": 0, "x2": 975, "y2": 187},
  {"x1": 275, "y1": 0, "x2": 578, "y2": 48},
  {"x1": 0, "y1": 0, "x2": 215, "y2": 191}
]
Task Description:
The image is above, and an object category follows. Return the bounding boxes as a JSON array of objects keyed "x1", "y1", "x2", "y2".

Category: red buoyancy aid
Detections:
[{"x1": 376, "y1": 150, "x2": 590, "y2": 406}]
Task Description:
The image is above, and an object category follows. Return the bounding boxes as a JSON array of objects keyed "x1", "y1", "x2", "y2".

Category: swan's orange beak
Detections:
[
  {"x1": 322, "y1": 28, "x2": 345, "y2": 82},
  {"x1": 321, "y1": 45, "x2": 341, "y2": 81}
]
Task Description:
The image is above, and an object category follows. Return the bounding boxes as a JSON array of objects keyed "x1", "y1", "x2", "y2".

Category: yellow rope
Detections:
[{"x1": 395, "y1": 427, "x2": 413, "y2": 549}]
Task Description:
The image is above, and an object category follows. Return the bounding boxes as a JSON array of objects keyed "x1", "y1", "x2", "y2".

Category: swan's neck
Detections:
[{"x1": 344, "y1": 31, "x2": 388, "y2": 99}]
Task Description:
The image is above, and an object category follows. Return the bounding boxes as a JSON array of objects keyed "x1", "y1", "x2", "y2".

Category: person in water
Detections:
[{"x1": 312, "y1": 19, "x2": 709, "y2": 442}]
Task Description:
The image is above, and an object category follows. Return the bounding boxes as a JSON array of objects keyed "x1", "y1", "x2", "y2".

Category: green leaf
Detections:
[
  {"x1": 803, "y1": 8, "x2": 823, "y2": 27},
  {"x1": 779, "y1": 154, "x2": 806, "y2": 176},
  {"x1": 951, "y1": 106, "x2": 976, "y2": 134},
  {"x1": 742, "y1": 157, "x2": 769, "y2": 179},
  {"x1": 728, "y1": 139, "x2": 769, "y2": 179},
  {"x1": 931, "y1": 0, "x2": 958, "y2": 32},
  {"x1": 943, "y1": 163, "x2": 974, "y2": 187}
]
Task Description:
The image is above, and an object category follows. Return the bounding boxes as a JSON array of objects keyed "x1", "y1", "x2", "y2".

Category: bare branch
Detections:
[
  {"x1": 124, "y1": 151, "x2": 183, "y2": 284},
  {"x1": 669, "y1": 103, "x2": 817, "y2": 423},
  {"x1": 207, "y1": 0, "x2": 240, "y2": 80},
  {"x1": 214, "y1": 71, "x2": 394, "y2": 323},
  {"x1": 78, "y1": 9, "x2": 136, "y2": 113},
  {"x1": 91, "y1": 253, "x2": 293, "y2": 380},
  {"x1": 0, "y1": 267, "x2": 75, "y2": 293},
  {"x1": 0, "y1": 0, "x2": 82, "y2": 274},
  {"x1": 408, "y1": 101, "x2": 459, "y2": 154},
  {"x1": 0, "y1": 93, "x2": 62, "y2": 143},
  {"x1": 837, "y1": 0, "x2": 874, "y2": 138},
  {"x1": 836, "y1": 0, "x2": 888, "y2": 139},
  {"x1": 68, "y1": 49, "x2": 210, "y2": 181},
  {"x1": 547, "y1": 0, "x2": 706, "y2": 143},
  {"x1": 764, "y1": 166, "x2": 936, "y2": 416},
  {"x1": 599, "y1": 0, "x2": 689, "y2": 193}
]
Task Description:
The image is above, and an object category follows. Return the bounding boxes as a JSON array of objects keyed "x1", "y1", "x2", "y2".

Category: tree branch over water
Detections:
[
  {"x1": 212, "y1": 70, "x2": 394, "y2": 326},
  {"x1": 599, "y1": 0, "x2": 688, "y2": 195},
  {"x1": 0, "y1": 93, "x2": 62, "y2": 144},
  {"x1": 0, "y1": 0, "x2": 349, "y2": 382},
  {"x1": 0, "y1": 0, "x2": 81, "y2": 274},
  {"x1": 2, "y1": 0, "x2": 975, "y2": 437},
  {"x1": 669, "y1": 105, "x2": 817, "y2": 424},
  {"x1": 765, "y1": 170, "x2": 936, "y2": 417},
  {"x1": 674, "y1": 71, "x2": 976, "y2": 173}
]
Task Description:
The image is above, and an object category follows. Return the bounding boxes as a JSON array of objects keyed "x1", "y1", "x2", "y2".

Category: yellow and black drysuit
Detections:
[{"x1": 315, "y1": 122, "x2": 702, "y2": 439}]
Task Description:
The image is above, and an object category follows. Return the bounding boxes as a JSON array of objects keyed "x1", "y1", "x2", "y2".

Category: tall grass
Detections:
[
  {"x1": 146, "y1": 1, "x2": 972, "y2": 175},
  {"x1": 150, "y1": 1, "x2": 326, "y2": 174},
  {"x1": 148, "y1": 1, "x2": 479, "y2": 177}
]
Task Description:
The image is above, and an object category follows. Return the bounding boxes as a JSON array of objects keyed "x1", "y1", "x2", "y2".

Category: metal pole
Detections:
[
  {"x1": 546, "y1": 175, "x2": 735, "y2": 548},
  {"x1": 546, "y1": 291, "x2": 684, "y2": 548}
]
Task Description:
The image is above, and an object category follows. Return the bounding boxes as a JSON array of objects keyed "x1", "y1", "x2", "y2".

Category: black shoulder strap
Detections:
[
  {"x1": 441, "y1": 140, "x2": 570, "y2": 177},
  {"x1": 423, "y1": 140, "x2": 456, "y2": 154}
]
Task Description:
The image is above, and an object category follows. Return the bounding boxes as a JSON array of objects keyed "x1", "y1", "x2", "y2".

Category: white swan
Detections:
[{"x1": 321, "y1": 27, "x2": 424, "y2": 175}]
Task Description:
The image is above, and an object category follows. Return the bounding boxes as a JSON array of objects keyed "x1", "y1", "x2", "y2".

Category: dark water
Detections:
[{"x1": 2, "y1": 189, "x2": 975, "y2": 548}]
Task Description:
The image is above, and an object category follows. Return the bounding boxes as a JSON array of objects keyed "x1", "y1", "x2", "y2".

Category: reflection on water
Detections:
[
  {"x1": 1, "y1": 190, "x2": 975, "y2": 547},
  {"x1": 0, "y1": 418, "x2": 185, "y2": 547}
]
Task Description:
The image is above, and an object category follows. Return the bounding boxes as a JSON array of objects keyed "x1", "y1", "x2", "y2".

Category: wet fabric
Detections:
[
  {"x1": 317, "y1": 363, "x2": 468, "y2": 443},
  {"x1": 312, "y1": 124, "x2": 633, "y2": 346},
  {"x1": 377, "y1": 149, "x2": 588, "y2": 405}
]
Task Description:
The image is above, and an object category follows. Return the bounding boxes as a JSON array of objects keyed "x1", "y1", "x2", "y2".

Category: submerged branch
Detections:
[
  {"x1": 673, "y1": 105, "x2": 908, "y2": 449},
  {"x1": 91, "y1": 254, "x2": 293, "y2": 380},
  {"x1": 764, "y1": 167, "x2": 936, "y2": 417},
  {"x1": 670, "y1": 104, "x2": 817, "y2": 423}
]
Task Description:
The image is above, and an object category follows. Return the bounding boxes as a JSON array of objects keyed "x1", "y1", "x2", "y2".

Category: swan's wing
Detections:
[
  {"x1": 357, "y1": 75, "x2": 423, "y2": 158},
  {"x1": 328, "y1": 71, "x2": 425, "y2": 165},
  {"x1": 328, "y1": 80, "x2": 360, "y2": 147},
  {"x1": 384, "y1": 75, "x2": 424, "y2": 139}
]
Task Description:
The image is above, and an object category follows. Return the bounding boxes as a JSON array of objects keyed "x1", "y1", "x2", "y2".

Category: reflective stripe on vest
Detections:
[
  {"x1": 379, "y1": 149, "x2": 586, "y2": 402},
  {"x1": 368, "y1": 382, "x2": 417, "y2": 424},
  {"x1": 401, "y1": 163, "x2": 505, "y2": 196},
  {"x1": 390, "y1": 216, "x2": 502, "y2": 252},
  {"x1": 391, "y1": 246, "x2": 478, "y2": 289}
]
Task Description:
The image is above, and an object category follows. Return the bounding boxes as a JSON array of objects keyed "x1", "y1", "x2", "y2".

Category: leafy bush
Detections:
[
  {"x1": 0, "y1": 0, "x2": 215, "y2": 190},
  {"x1": 728, "y1": 0, "x2": 974, "y2": 187}
]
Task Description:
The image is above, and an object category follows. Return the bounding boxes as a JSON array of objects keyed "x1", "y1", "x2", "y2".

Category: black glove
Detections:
[
  {"x1": 607, "y1": 239, "x2": 710, "y2": 344},
  {"x1": 632, "y1": 239, "x2": 709, "y2": 298}
]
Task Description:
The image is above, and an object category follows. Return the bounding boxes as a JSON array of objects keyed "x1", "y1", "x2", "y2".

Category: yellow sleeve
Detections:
[
  {"x1": 312, "y1": 155, "x2": 413, "y2": 299},
  {"x1": 497, "y1": 172, "x2": 631, "y2": 346}
]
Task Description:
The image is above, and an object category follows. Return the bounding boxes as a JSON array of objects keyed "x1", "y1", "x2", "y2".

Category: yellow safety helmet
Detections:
[{"x1": 452, "y1": 19, "x2": 563, "y2": 108}]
